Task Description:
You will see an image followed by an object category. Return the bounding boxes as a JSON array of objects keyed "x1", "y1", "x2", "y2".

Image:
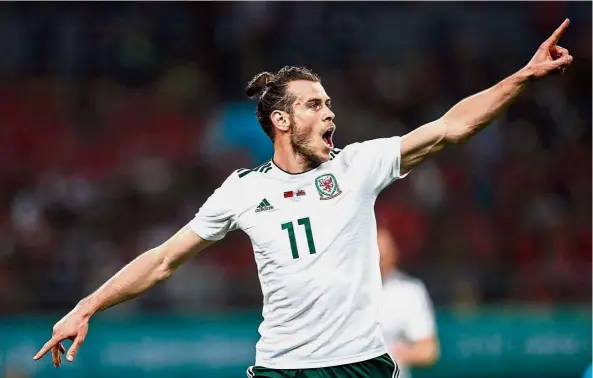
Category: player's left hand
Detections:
[{"x1": 523, "y1": 18, "x2": 573, "y2": 79}]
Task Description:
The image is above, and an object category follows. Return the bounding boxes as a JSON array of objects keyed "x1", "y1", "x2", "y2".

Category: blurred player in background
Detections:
[
  {"x1": 32, "y1": 19, "x2": 573, "y2": 378},
  {"x1": 378, "y1": 226, "x2": 439, "y2": 378}
]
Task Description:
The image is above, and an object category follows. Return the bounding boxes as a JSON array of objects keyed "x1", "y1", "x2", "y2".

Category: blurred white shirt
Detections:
[{"x1": 380, "y1": 270, "x2": 437, "y2": 378}]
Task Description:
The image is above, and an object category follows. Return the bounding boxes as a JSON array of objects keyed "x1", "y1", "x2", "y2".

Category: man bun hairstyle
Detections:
[
  {"x1": 245, "y1": 72, "x2": 274, "y2": 99},
  {"x1": 245, "y1": 66, "x2": 321, "y2": 141}
]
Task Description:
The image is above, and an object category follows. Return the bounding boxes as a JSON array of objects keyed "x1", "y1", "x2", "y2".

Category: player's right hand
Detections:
[{"x1": 33, "y1": 306, "x2": 91, "y2": 367}]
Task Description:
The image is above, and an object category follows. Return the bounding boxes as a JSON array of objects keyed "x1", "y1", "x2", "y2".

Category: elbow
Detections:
[
  {"x1": 153, "y1": 247, "x2": 175, "y2": 282},
  {"x1": 445, "y1": 133, "x2": 466, "y2": 145},
  {"x1": 157, "y1": 264, "x2": 174, "y2": 282}
]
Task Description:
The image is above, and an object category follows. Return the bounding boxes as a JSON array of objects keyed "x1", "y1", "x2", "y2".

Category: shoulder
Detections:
[
  {"x1": 331, "y1": 144, "x2": 358, "y2": 163},
  {"x1": 210, "y1": 161, "x2": 273, "y2": 199},
  {"x1": 328, "y1": 144, "x2": 361, "y2": 168},
  {"x1": 207, "y1": 162, "x2": 274, "y2": 212},
  {"x1": 221, "y1": 161, "x2": 274, "y2": 187},
  {"x1": 333, "y1": 137, "x2": 403, "y2": 164},
  {"x1": 236, "y1": 160, "x2": 273, "y2": 179}
]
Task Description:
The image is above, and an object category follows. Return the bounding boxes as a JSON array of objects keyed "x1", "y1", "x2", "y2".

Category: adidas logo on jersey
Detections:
[{"x1": 255, "y1": 198, "x2": 274, "y2": 213}]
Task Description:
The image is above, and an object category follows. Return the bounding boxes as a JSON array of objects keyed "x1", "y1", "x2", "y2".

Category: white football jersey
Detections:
[
  {"x1": 380, "y1": 270, "x2": 437, "y2": 378},
  {"x1": 190, "y1": 136, "x2": 408, "y2": 369}
]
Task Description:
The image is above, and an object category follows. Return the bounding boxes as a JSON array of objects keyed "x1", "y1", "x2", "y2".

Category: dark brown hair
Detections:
[{"x1": 245, "y1": 66, "x2": 321, "y2": 141}]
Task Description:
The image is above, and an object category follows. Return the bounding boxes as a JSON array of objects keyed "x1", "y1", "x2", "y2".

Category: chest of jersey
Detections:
[{"x1": 236, "y1": 168, "x2": 368, "y2": 272}]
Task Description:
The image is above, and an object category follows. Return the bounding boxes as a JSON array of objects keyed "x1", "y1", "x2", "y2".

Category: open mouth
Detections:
[{"x1": 322, "y1": 128, "x2": 335, "y2": 149}]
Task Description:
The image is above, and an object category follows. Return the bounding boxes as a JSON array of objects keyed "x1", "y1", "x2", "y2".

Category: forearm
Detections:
[
  {"x1": 401, "y1": 69, "x2": 533, "y2": 171},
  {"x1": 441, "y1": 68, "x2": 532, "y2": 143},
  {"x1": 76, "y1": 226, "x2": 210, "y2": 317},
  {"x1": 78, "y1": 247, "x2": 172, "y2": 316},
  {"x1": 401, "y1": 19, "x2": 571, "y2": 172}
]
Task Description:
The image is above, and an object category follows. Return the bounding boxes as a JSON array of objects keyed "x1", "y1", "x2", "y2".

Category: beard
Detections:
[{"x1": 289, "y1": 116, "x2": 325, "y2": 169}]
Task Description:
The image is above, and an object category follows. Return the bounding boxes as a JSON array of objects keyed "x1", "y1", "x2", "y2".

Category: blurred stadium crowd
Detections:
[{"x1": 0, "y1": 2, "x2": 590, "y2": 314}]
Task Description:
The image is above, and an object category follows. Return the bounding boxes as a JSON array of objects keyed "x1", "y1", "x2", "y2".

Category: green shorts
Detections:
[{"x1": 246, "y1": 353, "x2": 399, "y2": 378}]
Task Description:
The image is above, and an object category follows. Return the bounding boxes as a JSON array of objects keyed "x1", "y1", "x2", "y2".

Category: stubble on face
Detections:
[{"x1": 289, "y1": 113, "x2": 325, "y2": 169}]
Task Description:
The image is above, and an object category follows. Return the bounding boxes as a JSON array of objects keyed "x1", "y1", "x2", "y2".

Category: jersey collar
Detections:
[{"x1": 270, "y1": 159, "x2": 323, "y2": 176}]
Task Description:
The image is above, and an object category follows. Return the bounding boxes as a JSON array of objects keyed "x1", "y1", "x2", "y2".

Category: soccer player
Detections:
[
  {"x1": 378, "y1": 226, "x2": 439, "y2": 378},
  {"x1": 33, "y1": 19, "x2": 573, "y2": 378}
]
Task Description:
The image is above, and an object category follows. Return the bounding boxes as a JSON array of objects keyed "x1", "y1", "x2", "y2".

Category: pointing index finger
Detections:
[
  {"x1": 33, "y1": 336, "x2": 61, "y2": 360},
  {"x1": 545, "y1": 18, "x2": 570, "y2": 47}
]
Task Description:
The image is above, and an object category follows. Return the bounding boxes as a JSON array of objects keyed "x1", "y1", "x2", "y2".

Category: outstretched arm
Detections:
[
  {"x1": 33, "y1": 167, "x2": 239, "y2": 367},
  {"x1": 400, "y1": 19, "x2": 573, "y2": 173},
  {"x1": 81, "y1": 225, "x2": 212, "y2": 314},
  {"x1": 33, "y1": 225, "x2": 213, "y2": 365}
]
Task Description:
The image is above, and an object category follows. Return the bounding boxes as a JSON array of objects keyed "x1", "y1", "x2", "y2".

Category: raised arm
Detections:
[
  {"x1": 400, "y1": 19, "x2": 573, "y2": 173},
  {"x1": 33, "y1": 225, "x2": 213, "y2": 366}
]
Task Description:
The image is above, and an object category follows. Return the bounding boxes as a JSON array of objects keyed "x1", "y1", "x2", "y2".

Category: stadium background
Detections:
[{"x1": 0, "y1": 2, "x2": 591, "y2": 378}]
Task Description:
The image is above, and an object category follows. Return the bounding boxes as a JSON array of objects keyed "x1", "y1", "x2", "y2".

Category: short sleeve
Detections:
[
  {"x1": 402, "y1": 283, "x2": 437, "y2": 342},
  {"x1": 340, "y1": 136, "x2": 409, "y2": 195},
  {"x1": 189, "y1": 172, "x2": 239, "y2": 241}
]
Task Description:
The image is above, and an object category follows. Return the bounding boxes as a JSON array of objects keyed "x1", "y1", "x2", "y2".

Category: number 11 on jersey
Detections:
[{"x1": 281, "y1": 217, "x2": 317, "y2": 259}]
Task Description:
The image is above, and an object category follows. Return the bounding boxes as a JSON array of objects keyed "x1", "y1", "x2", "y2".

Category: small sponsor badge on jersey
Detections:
[{"x1": 315, "y1": 173, "x2": 342, "y2": 200}]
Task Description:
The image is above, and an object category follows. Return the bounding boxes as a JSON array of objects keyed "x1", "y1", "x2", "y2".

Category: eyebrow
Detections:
[{"x1": 306, "y1": 97, "x2": 331, "y2": 104}]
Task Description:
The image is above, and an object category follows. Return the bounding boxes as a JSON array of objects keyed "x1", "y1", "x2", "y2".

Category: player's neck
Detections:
[{"x1": 272, "y1": 143, "x2": 318, "y2": 174}]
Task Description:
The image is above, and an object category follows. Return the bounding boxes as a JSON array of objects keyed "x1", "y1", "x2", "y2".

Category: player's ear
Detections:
[{"x1": 271, "y1": 110, "x2": 290, "y2": 132}]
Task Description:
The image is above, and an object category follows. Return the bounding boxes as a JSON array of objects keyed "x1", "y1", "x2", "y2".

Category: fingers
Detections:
[
  {"x1": 66, "y1": 328, "x2": 87, "y2": 362},
  {"x1": 549, "y1": 54, "x2": 574, "y2": 72},
  {"x1": 51, "y1": 345, "x2": 58, "y2": 367},
  {"x1": 35, "y1": 336, "x2": 73, "y2": 368},
  {"x1": 33, "y1": 336, "x2": 62, "y2": 361},
  {"x1": 66, "y1": 337, "x2": 82, "y2": 362},
  {"x1": 51, "y1": 344, "x2": 63, "y2": 368},
  {"x1": 556, "y1": 46, "x2": 569, "y2": 56},
  {"x1": 551, "y1": 45, "x2": 569, "y2": 60},
  {"x1": 543, "y1": 18, "x2": 570, "y2": 48}
]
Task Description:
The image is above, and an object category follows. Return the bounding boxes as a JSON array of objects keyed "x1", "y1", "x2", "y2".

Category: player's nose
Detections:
[{"x1": 323, "y1": 108, "x2": 335, "y2": 122}]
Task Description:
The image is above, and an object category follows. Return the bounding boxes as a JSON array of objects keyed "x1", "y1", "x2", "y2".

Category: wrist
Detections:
[
  {"x1": 76, "y1": 296, "x2": 98, "y2": 318},
  {"x1": 515, "y1": 67, "x2": 535, "y2": 84}
]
